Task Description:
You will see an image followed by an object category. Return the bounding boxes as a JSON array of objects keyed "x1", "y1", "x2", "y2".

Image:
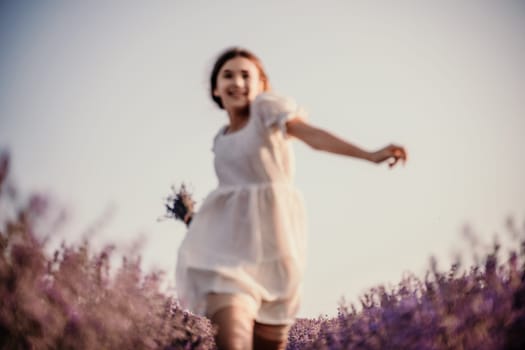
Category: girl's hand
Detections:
[
  {"x1": 370, "y1": 144, "x2": 407, "y2": 168},
  {"x1": 165, "y1": 184, "x2": 195, "y2": 227}
]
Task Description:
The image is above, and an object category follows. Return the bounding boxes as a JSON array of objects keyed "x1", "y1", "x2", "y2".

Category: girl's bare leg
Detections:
[
  {"x1": 253, "y1": 322, "x2": 289, "y2": 350},
  {"x1": 210, "y1": 306, "x2": 254, "y2": 350}
]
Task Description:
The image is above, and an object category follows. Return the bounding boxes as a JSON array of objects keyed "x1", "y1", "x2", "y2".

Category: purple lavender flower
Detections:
[{"x1": 164, "y1": 184, "x2": 195, "y2": 226}]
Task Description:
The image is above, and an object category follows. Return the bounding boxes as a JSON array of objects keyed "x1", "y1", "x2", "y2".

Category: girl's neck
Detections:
[{"x1": 226, "y1": 106, "x2": 250, "y2": 133}]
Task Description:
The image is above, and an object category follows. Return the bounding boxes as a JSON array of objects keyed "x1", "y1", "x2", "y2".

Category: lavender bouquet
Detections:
[{"x1": 164, "y1": 184, "x2": 195, "y2": 227}]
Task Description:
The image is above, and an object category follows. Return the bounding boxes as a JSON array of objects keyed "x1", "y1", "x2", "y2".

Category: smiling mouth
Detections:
[{"x1": 228, "y1": 90, "x2": 248, "y2": 98}]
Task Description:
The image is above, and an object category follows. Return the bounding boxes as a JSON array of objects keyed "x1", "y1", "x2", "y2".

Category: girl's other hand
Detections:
[{"x1": 370, "y1": 144, "x2": 407, "y2": 168}]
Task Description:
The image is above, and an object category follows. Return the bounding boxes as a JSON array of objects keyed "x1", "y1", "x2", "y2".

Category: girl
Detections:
[{"x1": 174, "y1": 47, "x2": 407, "y2": 350}]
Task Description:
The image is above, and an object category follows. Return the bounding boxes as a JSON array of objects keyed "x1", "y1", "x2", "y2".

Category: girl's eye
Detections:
[
  {"x1": 242, "y1": 73, "x2": 249, "y2": 79},
  {"x1": 223, "y1": 73, "x2": 232, "y2": 79}
]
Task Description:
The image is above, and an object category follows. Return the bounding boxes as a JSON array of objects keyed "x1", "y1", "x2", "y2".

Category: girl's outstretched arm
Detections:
[{"x1": 286, "y1": 118, "x2": 407, "y2": 168}]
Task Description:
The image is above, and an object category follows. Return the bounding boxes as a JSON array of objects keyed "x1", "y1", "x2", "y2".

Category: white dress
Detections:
[{"x1": 175, "y1": 92, "x2": 308, "y2": 324}]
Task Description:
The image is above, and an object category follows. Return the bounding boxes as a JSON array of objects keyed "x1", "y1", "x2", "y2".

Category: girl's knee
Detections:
[
  {"x1": 210, "y1": 306, "x2": 254, "y2": 350},
  {"x1": 253, "y1": 322, "x2": 289, "y2": 350}
]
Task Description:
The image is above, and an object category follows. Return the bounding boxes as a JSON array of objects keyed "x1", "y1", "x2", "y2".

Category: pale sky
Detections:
[{"x1": 1, "y1": 1, "x2": 524, "y2": 318}]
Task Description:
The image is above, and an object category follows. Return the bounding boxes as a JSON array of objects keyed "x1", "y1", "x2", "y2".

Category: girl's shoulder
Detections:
[
  {"x1": 211, "y1": 125, "x2": 229, "y2": 151},
  {"x1": 251, "y1": 92, "x2": 300, "y2": 121},
  {"x1": 252, "y1": 91, "x2": 298, "y2": 111},
  {"x1": 251, "y1": 92, "x2": 306, "y2": 133}
]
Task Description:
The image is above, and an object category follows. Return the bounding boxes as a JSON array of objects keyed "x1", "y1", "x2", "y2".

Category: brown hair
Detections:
[{"x1": 210, "y1": 47, "x2": 271, "y2": 109}]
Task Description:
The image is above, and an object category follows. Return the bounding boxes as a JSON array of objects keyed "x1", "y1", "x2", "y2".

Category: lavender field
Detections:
[{"x1": 1, "y1": 151, "x2": 524, "y2": 350}]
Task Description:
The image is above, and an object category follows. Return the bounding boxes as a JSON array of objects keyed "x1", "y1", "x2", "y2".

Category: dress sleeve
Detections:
[
  {"x1": 211, "y1": 125, "x2": 227, "y2": 153},
  {"x1": 251, "y1": 92, "x2": 307, "y2": 135}
]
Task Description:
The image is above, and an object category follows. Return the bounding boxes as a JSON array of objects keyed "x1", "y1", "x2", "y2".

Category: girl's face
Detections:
[{"x1": 213, "y1": 56, "x2": 265, "y2": 112}]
